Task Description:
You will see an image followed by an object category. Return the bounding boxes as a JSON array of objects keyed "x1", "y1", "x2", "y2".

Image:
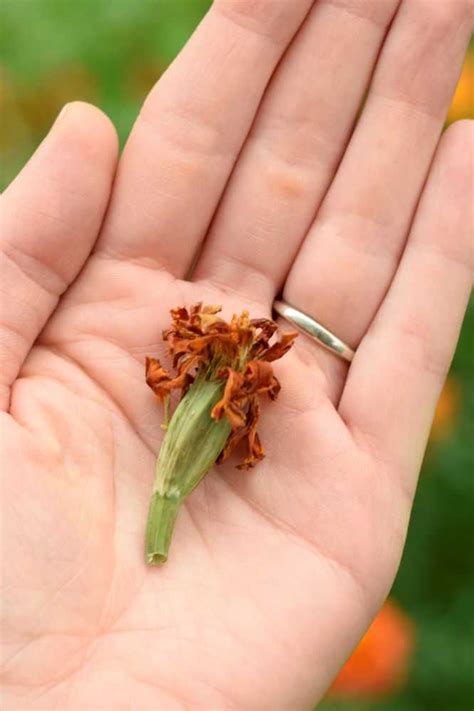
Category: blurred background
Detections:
[{"x1": 0, "y1": 2, "x2": 473, "y2": 709}]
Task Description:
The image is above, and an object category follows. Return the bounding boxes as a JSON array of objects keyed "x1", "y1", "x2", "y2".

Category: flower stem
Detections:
[{"x1": 145, "y1": 493, "x2": 181, "y2": 565}]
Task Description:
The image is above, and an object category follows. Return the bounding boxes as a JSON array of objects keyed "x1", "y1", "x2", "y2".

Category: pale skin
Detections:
[{"x1": 1, "y1": 0, "x2": 473, "y2": 708}]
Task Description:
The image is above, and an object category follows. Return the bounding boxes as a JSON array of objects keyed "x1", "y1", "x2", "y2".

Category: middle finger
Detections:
[{"x1": 193, "y1": 0, "x2": 401, "y2": 300}]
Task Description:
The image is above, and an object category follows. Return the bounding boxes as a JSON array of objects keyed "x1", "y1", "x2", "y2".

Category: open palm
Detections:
[{"x1": 1, "y1": 1, "x2": 472, "y2": 709}]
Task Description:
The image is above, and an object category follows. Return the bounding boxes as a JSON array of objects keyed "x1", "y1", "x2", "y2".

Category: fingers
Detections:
[
  {"x1": 193, "y1": 0, "x2": 400, "y2": 302},
  {"x1": 0, "y1": 102, "x2": 118, "y2": 410},
  {"x1": 340, "y1": 120, "x2": 473, "y2": 495},
  {"x1": 95, "y1": 0, "x2": 314, "y2": 277},
  {"x1": 283, "y1": 0, "x2": 472, "y2": 389}
]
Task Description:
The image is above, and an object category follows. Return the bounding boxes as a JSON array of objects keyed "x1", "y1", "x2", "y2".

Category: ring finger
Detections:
[{"x1": 283, "y1": 0, "x2": 472, "y2": 396}]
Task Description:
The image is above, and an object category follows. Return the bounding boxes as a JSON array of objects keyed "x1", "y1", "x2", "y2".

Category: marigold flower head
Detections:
[{"x1": 146, "y1": 302, "x2": 297, "y2": 469}]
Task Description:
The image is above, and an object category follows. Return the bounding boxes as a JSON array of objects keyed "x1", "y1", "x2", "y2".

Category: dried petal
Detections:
[
  {"x1": 243, "y1": 360, "x2": 281, "y2": 400},
  {"x1": 238, "y1": 398, "x2": 265, "y2": 469},
  {"x1": 211, "y1": 372, "x2": 242, "y2": 422},
  {"x1": 146, "y1": 355, "x2": 197, "y2": 400},
  {"x1": 261, "y1": 331, "x2": 298, "y2": 362},
  {"x1": 250, "y1": 318, "x2": 279, "y2": 358}
]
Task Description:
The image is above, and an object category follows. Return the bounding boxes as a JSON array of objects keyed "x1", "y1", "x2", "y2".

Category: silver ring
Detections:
[{"x1": 273, "y1": 300, "x2": 355, "y2": 363}]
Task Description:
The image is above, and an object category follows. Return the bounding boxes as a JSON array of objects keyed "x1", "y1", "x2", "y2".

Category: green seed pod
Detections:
[{"x1": 145, "y1": 376, "x2": 231, "y2": 564}]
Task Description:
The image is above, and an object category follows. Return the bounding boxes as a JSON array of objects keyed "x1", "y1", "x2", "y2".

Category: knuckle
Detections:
[
  {"x1": 212, "y1": 0, "x2": 308, "y2": 43},
  {"x1": 391, "y1": 320, "x2": 451, "y2": 380},
  {"x1": 409, "y1": 0, "x2": 470, "y2": 32},
  {"x1": 322, "y1": 0, "x2": 399, "y2": 29},
  {"x1": 439, "y1": 119, "x2": 474, "y2": 183}
]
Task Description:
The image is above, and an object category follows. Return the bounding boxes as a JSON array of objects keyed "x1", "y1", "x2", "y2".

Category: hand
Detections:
[{"x1": 1, "y1": 1, "x2": 472, "y2": 708}]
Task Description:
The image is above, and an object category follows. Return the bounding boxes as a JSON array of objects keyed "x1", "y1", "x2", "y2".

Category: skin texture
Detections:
[{"x1": 1, "y1": 0, "x2": 473, "y2": 708}]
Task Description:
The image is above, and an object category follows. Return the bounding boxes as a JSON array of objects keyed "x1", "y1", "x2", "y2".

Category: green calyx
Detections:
[{"x1": 145, "y1": 375, "x2": 231, "y2": 565}]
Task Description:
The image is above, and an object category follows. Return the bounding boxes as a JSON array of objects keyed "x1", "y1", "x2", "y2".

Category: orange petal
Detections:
[
  {"x1": 146, "y1": 355, "x2": 196, "y2": 400},
  {"x1": 261, "y1": 331, "x2": 298, "y2": 362},
  {"x1": 250, "y1": 318, "x2": 279, "y2": 357},
  {"x1": 244, "y1": 360, "x2": 281, "y2": 400},
  {"x1": 217, "y1": 396, "x2": 262, "y2": 466},
  {"x1": 211, "y1": 369, "x2": 245, "y2": 423},
  {"x1": 145, "y1": 356, "x2": 171, "y2": 393},
  {"x1": 238, "y1": 398, "x2": 265, "y2": 469},
  {"x1": 170, "y1": 306, "x2": 189, "y2": 322},
  {"x1": 217, "y1": 426, "x2": 248, "y2": 464}
]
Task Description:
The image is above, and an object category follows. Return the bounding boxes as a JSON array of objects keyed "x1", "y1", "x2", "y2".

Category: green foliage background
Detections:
[{"x1": 1, "y1": 2, "x2": 473, "y2": 709}]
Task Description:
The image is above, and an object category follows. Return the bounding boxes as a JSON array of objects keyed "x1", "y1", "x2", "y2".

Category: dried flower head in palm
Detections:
[{"x1": 145, "y1": 303, "x2": 297, "y2": 564}]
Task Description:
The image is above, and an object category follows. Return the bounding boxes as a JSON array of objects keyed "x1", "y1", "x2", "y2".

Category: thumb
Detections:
[{"x1": 0, "y1": 102, "x2": 118, "y2": 410}]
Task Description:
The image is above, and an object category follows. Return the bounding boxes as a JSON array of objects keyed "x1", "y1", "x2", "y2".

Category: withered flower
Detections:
[{"x1": 145, "y1": 303, "x2": 297, "y2": 564}]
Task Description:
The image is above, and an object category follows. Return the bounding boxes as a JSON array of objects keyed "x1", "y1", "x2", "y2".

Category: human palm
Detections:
[{"x1": 1, "y1": 2, "x2": 472, "y2": 709}]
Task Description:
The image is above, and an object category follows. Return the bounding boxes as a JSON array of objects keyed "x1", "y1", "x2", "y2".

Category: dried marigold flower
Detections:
[{"x1": 144, "y1": 303, "x2": 297, "y2": 564}]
